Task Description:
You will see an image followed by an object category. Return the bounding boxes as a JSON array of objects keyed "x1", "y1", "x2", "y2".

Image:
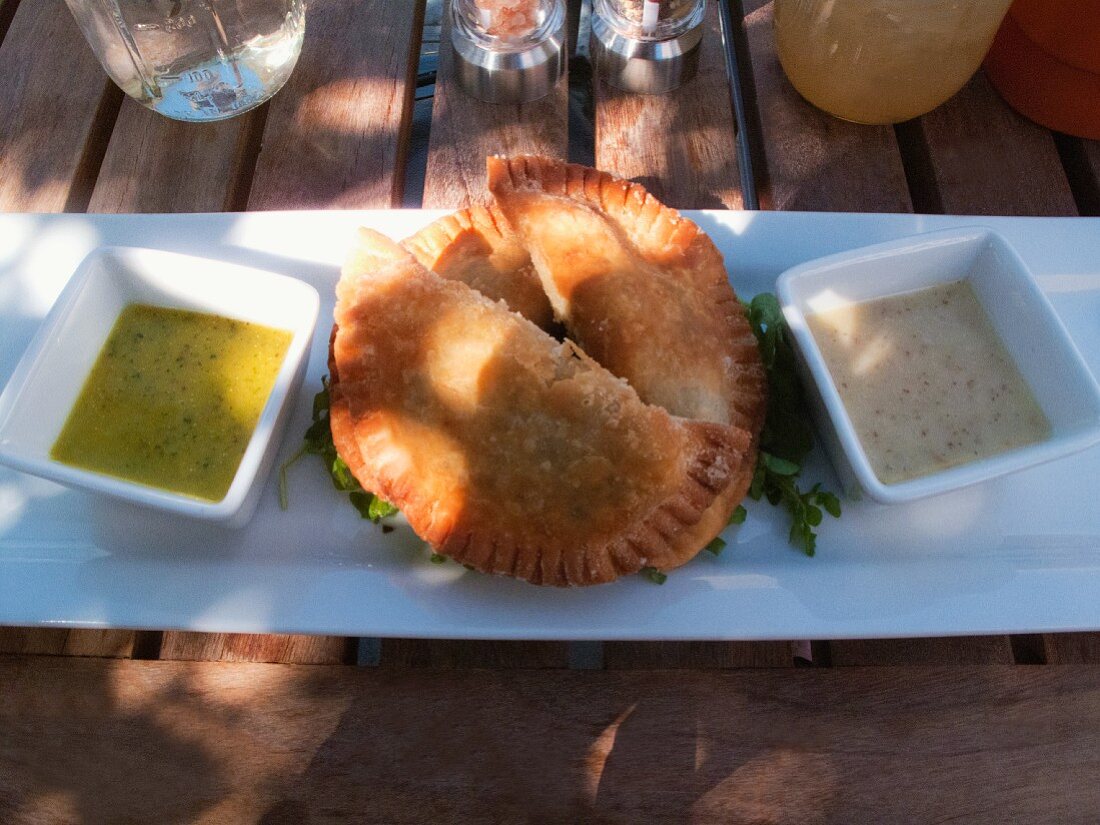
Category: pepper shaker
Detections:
[
  {"x1": 451, "y1": 0, "x2": 567, "y2": 104},
  {"x1": 592, "y1": 0, "x2": 706, "y2": 94}
]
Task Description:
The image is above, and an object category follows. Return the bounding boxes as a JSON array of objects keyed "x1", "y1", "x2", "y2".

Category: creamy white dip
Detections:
[{"x1": 807, "y1": 280, "x2": 1050, "y2": 484}]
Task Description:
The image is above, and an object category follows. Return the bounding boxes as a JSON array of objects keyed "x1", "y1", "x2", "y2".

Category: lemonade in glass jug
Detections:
[{"x1": 774, "y1": 0, "x2": 1013, "y2": 124}]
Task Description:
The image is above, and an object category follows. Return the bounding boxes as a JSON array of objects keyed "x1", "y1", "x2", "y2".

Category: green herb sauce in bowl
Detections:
[{"x1": 51, "y1": 303, "x2": 292, "y2": 502}]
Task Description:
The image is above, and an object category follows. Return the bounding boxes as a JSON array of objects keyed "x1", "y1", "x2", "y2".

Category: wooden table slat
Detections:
[
  {"x1": 1042, "y1": 633, "x2": 1100, "y2": 665},
  {"x1": 418, "y1": 2, "x2": 569, "y2": 209},
  {"x1": 913, "y1": 70, "x2": 1078, "y2": 217},
  {"x1": 158, "y1": 633, "x2": 353, "y2": 665},
  {"x1": 828, "y1": 636, "x2": 1015, "y2": 667},
  {"x1": 594, "y1": 1, "x2": 743, "y2": 210},
  {"x1": 88, "y1": 98, "x2": 261, "y2": 214},
  {"x1": 604, "y1": 641, "x2": 795, "y2": 670},
  {"x1": 246, "y1": 0, "x2": 425, "y2": 210},
  {"x1": 0, "y1": 629, "x2": 134, "y2": 659},
  {"x1": 0, "y1": 0, "x2": 116, "y2": 213},
  {"x1": 3, "y1": 656, "x2": 1100, "y2": 823}
]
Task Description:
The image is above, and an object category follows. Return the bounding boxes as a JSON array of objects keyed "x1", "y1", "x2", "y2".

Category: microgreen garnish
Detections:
[
  {"x1": 278, "y1": 376, "x2": 399, "y2": 525},
  {"x1": 704, "y1": 536, "x2": 727, "y2": 556},
  {"x1": 743, "y1": 292, "x2": 842, "y2": 556},
  {"x1": 430, "y1": 553, "x2": 448, "y2": 564},
  {"x1": 641, "y1": 566, "x2": 668, "y2": 585}
]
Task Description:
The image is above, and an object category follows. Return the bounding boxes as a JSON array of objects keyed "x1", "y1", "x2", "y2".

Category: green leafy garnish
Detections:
[
  {"x1": 641, "y1": 566, "x2": 668, "y2": 585},
  {"x1": 704, "y1": 536, "x2": 727, "y2": 556},
  {"x1": 729, "y1": 505, "x2": 747, "y2": 525},
  {"x1": 278, "y1": 376, "x2": 399, "y2": 525},
  {"x1": 368, "y1": 496, "x2": 399, "y2": 520},
  {"x1": 430, "y1": 553, "x2": 448, "y2": 565},
  {"x1": 743, "y1": 293, "x2": 841, "y2": 556}
]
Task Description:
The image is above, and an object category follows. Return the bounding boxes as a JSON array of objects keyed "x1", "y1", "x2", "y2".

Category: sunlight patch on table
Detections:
[
  {"x1": 584, "y1": 703, "x2": 637, "y2": 803},
  {"x1": 691, "y1": 748, "x2": 838, "y2": 822}
]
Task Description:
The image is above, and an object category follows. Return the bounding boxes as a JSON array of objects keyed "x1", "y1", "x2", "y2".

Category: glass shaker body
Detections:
[
  {"x1": 774, "y1": 0, "x2": 1013, "y2": 125},
  {"x1": 453, "y1": 0, "x2": 563, "y2": 48},
  {"x1": 63, "y1": 0, "x2": 305, "y2": 122},
  {"x1": 594, "y1": 0, "x2": 705, "y2": 41},
  {"x1": 451, "y1": 0, "x2": 566, "y2": 103},
  {"x1": 591, "y1": 0, "x2": 706, "y2": 93}
]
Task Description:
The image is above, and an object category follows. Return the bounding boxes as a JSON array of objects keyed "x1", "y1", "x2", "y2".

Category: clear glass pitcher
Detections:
[
  {"x1": 774, "y1": 0, "x2": 1013, "y2": 124},
  {"x1": 64, "y1": 0, "x2": 306, "y2": 122}
]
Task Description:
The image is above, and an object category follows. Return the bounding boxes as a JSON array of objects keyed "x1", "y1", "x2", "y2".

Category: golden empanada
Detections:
[
  {"x1": 331, "y1": 228, "x2": 750, "y2": 586},
  {"x1": 402, "y1": 204, "x2": 554, "y2": 329},
  {"x1": 488, "y1": 156, "x2": 767, "y2": 567}
]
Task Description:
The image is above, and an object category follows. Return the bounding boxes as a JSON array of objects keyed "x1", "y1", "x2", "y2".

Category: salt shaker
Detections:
[
  {"x1": 592, "y1": 0, "x2": 706, "y2": 93},
  {"x1": 451, "y1": 0, "x2": 566, "y2": 104}
]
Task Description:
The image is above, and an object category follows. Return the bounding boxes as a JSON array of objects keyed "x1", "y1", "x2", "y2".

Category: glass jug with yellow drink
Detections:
[{"x1": 774, "y1": 0, "x2": 1013, "y2": 124}]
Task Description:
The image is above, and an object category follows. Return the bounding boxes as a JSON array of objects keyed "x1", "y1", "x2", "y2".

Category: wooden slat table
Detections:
[{"x1": 1, "y1": 0, "x2": 1099, "y2": 819}]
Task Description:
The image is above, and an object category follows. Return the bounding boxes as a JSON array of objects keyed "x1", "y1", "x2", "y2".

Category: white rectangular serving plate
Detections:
[{"x1": 1, "y1": 210, "x2": 1099, "y2": 641}]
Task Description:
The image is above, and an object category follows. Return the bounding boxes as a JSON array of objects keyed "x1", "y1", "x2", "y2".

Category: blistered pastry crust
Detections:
[
  {"x1": 488, "y1": 155, "x2": 767, "y2": 568},
  {"x1": 331, "y1": 228, "x2": 750, "y2": 586},
  {"x1": 401, "y1": 204, "x2": 554, "y2": 330}
]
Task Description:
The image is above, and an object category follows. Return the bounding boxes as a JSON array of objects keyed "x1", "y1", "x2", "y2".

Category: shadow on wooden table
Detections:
[{"x1": 5, "y1": 656, "x2": 1098, "y2": 823}]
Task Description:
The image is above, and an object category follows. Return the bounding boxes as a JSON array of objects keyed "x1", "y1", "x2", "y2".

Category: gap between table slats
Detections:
[
  {"x1": 0, "y1": 0, "x2": 23, "y2": 48},
  {"x1": 1054, "y1": 134, "x2": 1100, "y2": 216}
]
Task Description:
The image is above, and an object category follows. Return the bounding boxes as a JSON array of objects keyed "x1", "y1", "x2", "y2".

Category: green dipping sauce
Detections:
[{"x1": 51, "y1": 304, "x2": 293, "y2": 502}]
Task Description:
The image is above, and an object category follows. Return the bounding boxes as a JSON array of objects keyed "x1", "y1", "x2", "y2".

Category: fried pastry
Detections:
[
  {"x1": 331, "y1": 228, "x2": 750, "y2": 586},
  {"x1": 401, "y1": 204, "x2": 554, "y2": 329},
  {"x1": 487, "y1": 156, "x2": 768, "y2": 568}
]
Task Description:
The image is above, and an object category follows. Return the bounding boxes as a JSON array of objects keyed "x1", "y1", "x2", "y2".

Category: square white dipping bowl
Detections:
[
  {"x1": 776, "y1": 227, "x2": 1100, "y2": 504},
  {"x1": 0, "y1": 246, "x2": 319, "y2": 527}
]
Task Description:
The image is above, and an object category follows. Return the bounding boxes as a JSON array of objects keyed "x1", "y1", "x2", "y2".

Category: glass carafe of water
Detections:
[{"x1": 64, "y1": 0, "x2": 305, "y2": 122}]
